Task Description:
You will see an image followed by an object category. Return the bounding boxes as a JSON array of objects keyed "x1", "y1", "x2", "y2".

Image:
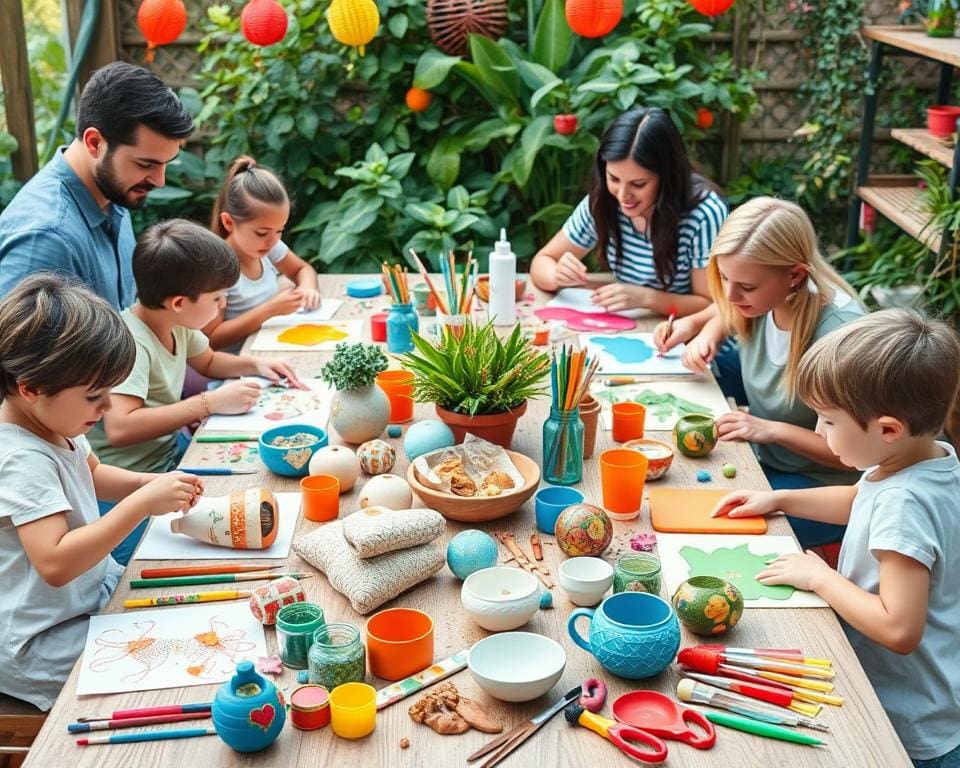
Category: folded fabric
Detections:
[
  {"x1": 341, "y1": 506, "x2": 445, "y2": 558},
  {"x1": 293, "y1": 521, "x2": 444, "y2": 615}
]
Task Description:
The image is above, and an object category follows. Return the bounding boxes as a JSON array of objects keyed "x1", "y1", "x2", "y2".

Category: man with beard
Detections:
[{"x1": 0, "y1": 62, "x2": 193, "y2": 309}]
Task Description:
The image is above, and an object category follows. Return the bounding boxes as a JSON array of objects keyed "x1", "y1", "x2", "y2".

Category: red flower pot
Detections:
[{"x1": 927, "y1": 105, "x2": 960, "y2": 137}]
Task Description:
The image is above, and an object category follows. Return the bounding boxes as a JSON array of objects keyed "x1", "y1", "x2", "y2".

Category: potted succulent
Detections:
[
  {"x1": 321, "y1": 342, "x2": 390, "y2": 444},
  {"x1": 398, "y1": 320, "x2": 549, "y2": 448}
]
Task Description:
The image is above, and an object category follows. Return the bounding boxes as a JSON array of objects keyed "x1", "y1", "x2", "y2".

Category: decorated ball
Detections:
[
  {"x1": 403, "y1": 419, "x2": 455, "y2": 461},
  {"x1": 308, "y1": 446, "x2": 360, "y2": 492},
  {"x1": 446, "y1": 529, "x2": 499, "y2": 580},
  {"x1": 357, "y1": 439, "x2": 396, "y2": 475},
  {"x1": 671, "y1": 576, "x2": 744, "y2": 636},
  {"x1": 554, "y1": 503, "x2": 613, "y2": 557},
  {"x1": 358, "y1": 474, "x2": 413, "y2": 510}
]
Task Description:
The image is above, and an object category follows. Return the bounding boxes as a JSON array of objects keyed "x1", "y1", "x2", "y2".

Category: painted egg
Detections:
[
  {"x1": 671, "y1": 576, "x2": 744, "y2": 636},
  {"x1": 403, "y1": 419, "x2": 455, "y2": 460},
  {"x1": 673, "y1": 414, "x2": 718, "y2": 458},
  {"x1": 446, "y1": 529, "x2": 499, "y2": 580},
  {"x1": 357, "y1": 439, "x2": 396, "y2": 475},
  {"x1": 358, "y1": 474, "x2": 413, "y2": 510},
  {"x1": 554, "y1": 503, "x2": 613, "y2": 557},
  {"x1": 308, "y1": 446, "x2": 361, "y2": 493}
]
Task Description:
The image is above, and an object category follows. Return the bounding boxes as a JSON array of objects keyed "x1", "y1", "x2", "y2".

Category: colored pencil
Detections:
[
  {"x1": 177, "y1": 467, "x2": 258, "y2": 476},
  {"x1": 195, "y1": 434, "x2": 260, "y2": 443},
  {"x1": 683, "y1": 672, "x2": 820, "y2": 717},
  {"x1": 704, "y1": 712, "x2": 825, "y2": 746},
  {"x1": 77, "y1": 703, "x2": 212, "y2": 723},
  {"x1": 139, "y1": 564, "x2": 281, "y2": 579},
  {"x1": 707, "y1": 663, "x2": 839, "y2": 697},
  {"x1": 130, "y1": 572, "x2": 311, "y2": 589},
  {"x1": 76, "y1": 726, "x2": 217, "y2": 746},
  {"x1": 658, "y1": 311, "x2": 677, "y2": 357},
  {"x1": 678, "y1": 679, "x2": 828, "y2": 731},
  {"x1": 124, "y1": 590, "x2": 254, "y2": 609},
  {"x1": 703, "y1": 645, "x2": 834, "y2": 668},
  {"x1": 68, "y1": 712, "x2": 211, "y2": 732}
]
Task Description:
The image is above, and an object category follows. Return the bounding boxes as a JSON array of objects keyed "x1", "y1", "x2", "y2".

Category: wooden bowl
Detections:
[
  {"x1": 622, "y1": 437, "x2": 675, "y2": 480},
  {"x1": 405, "y1": 450, "x2": 540, "y2": 522}
]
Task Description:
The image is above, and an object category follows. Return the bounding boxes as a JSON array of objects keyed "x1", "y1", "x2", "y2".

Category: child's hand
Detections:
[
  {"x1": 592, "y1": 283, "x2": 649, "y2": 313},
  {"x1": 207, "y1": 379, "x2": 261, "y2": 414},
  {"x1": 299, "y1": 288, "x2": 321, "y2": 311},
  {"x1": 682, "y1": 332, "x2": 716, "y2": 374},
  {"x1": 265, "y1": 287, "x2": 305, "y2": 318},
  {"x1": 757, "y1": 551, "x2": 830, "y2": 592},
  {"x1": 711, "y1": 489, "x2": 780, "y2": 518},
  {"x1": 555, "y1": 252, "x2": 589, "y2": 288},
  {"x1": 135, "y1": 472, "x2": 203, "y2": 514},
  {"x1": 255, "y1": 359, "x2": 305, "y2": 389},
  {"x1": 654, "y1": 316, "x2": 696, "y2": 353},
  {"x1": 716, "y1": 410, "x2": 778, "y2": 444}
]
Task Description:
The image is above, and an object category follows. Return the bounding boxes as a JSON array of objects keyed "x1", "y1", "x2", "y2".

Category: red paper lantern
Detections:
[
  {"x1": 565, "y1": 0, "x2": 623, "y2": 38},
  {"x1": 688, "y1": 0, "x2": 736, "y2": 17},
  {"x1": 136, "y1": 0, "x2": 187, "y2": 63},
  {"x1": 241, "y1": 0, "x2": 289, "y2": 47}
]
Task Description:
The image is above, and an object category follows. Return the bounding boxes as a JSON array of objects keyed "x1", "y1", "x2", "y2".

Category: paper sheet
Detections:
[
  {"x1": 201, "y1": 377, "x2": 333, "y2": 433},
  {"x1": 581, "y1": 332, "x2": 690, "y2": 376},
  {"x1": 261, "y1": 299, "x2": 344, "y2": 327},
  {"x1": 546, "y1": 288, "x2": 651, "y2": 319},
  {"x1": 249, "y1": 320, "x2": 362, "y2": 351},
  {"x1": 592, "y1": 379, "x2": 732, "y2": 431}
]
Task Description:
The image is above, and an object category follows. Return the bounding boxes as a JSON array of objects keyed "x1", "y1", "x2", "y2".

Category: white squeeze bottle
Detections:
[{"x1": 488, "y1": 227, "x2": 517, "y2": 326}]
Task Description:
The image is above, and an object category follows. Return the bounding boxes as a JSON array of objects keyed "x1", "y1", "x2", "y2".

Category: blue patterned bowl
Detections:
[{"x1": 258, "y1": 424, "x2": 328, "y2": 477}]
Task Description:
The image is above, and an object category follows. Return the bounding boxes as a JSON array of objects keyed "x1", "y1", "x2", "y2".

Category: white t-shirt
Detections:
[
  {"x1": 764, "y1": 287, "x2": 855, "y2": 366},
  {"x1": 0, "y1": 426, "x2": 123, "y2": 710},
  {"x1": 838, "y1": 442, "x2": 960, "y2": 760},
  {"x1": 224, "y1": 239, "x2": 289, "y2": 321}
]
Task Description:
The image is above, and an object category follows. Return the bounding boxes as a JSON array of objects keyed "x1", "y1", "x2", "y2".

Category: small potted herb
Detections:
[{"x1": 321, "y1": 342, "x2": 389, "y2": 444}]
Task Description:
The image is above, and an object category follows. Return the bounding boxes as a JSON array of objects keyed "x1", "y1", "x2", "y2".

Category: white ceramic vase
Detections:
[
  {"x1": 330, "y1": 385, "x2": 390, "y2": 445},
  {"x1": 171, "y1": 488, "x2": 279, "y2": 549}
]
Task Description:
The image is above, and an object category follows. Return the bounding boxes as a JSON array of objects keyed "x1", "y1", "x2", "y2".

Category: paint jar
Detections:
[
  {"x1": 412, "y1": 283, "x2": 436, "y2": 316},
  {"x1": 308, "y1": 623, "x2": 366, "y2": 691},
  {"x1": 289, "y1": 684, "x2": 331, "y2": 730},
  {"x1": 370, "y1": 312, "x2": 388, "y2": 342},
  {"x1": 542, "y1": 406, "x2": 583, "y2": 485},
  {"x1": 329, "y1": 682, "x2": 377, "y2": 739},
  {"x1": 386, "y1": 303, "x2": 418, "y2": 354},
  {"x1": 614, "y1": 553, "x2": 662, "y2": 595},
  {"x1": 276, "y1": 603, "x2": 325, "y2": 670}
]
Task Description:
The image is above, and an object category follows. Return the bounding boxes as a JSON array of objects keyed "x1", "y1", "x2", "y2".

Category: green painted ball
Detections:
[
  {"x1": 673, "y1": 414, "x2": 718, "y2": 458},
  {"x1": 671, "y1": 575, "x2": 744, "y2": 636},
  {"x1": 722, "y1": 463, "x2": 737, "y2": 479}
]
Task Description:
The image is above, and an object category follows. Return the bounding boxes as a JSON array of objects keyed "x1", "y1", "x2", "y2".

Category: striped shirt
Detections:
[{"x1": 562, "y1": 190, "x2": 728, "y2": 292}]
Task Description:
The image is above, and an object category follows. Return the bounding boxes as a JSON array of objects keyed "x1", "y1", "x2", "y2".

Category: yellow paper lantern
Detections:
[{"x1": 327, "y1": 0, "x2": 380, "y2": 56}]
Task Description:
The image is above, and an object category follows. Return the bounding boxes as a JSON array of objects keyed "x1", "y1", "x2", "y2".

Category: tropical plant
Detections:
[
  {"x1": 320, "y1": 342, "x2": 388, "y2": 390},
  {"x1": 399, "y1": 320, "x2": 550, "y2": 415}
]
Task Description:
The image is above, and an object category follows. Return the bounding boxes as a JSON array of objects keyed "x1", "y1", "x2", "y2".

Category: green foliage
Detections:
[
  {"x1": 319, "y1": 342, "x2": 388, "y2": 390},
  {"x1": 399, "y1": 321, "x2": 550, "y2": 415}
]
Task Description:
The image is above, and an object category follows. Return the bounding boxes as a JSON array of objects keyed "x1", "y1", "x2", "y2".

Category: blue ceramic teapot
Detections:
[
  {"x1": 568, "y1": 592, "x2": 680, "y2": 679},
  {"x1": 212, "y1": 660, "x2": 286, "y2": 752}
]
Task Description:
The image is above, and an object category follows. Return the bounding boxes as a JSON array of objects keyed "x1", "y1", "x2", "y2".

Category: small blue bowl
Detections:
[
  {"x1": 534, "y1": 486, "x2": 585, "y2": 534},
  {"x1": 258, "y1": 424, "x2": 328, "y2": 477}
]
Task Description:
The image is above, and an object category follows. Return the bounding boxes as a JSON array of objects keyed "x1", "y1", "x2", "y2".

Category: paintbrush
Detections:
[
  {"x1": 657, "y1": 310, "x2": 677, "y2": 357},
  {"x1": 68, "y1": 712, "x2": 211, "y2": 732},
  {"x1": 130, "y1": 572, "x2": 312, "y2": 589},
  {"x1": 678, "y1": 646, "x2": 835, "y2": 680},
  {"x1": 76, "y1": 726, "x2": 217, "y2": 746},
  {"x1": 77, "y1": 703, "x2": 212, "y2": 723},
  {"x1": 683, "y1": 672, "x2": 821, "y2": 718},
  {"x1": 139, "y1": 564, "x2": 282, "y2": 578},
  {"x1": 123, "y1": 590, "x2": 254, "y2": 609},
  {"x1": 677, "y1": 679, "x2": 829, "y2": 731}
]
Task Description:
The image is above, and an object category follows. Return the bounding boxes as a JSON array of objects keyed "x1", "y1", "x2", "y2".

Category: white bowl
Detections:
[
  {"x1": 468, "y1": 632, "x2": 566, "y2": 702},
  {"x1": 559, "y1": 557, "x2": 614, "y2": 607},
  {"x1": 461, "y1": 567, "x2": 541, "y2": 632}
]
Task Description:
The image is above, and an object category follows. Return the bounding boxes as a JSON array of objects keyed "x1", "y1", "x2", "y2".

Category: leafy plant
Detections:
[
  {"x1": 320, "y1": 342, "x2": 388, "y2": 390},
  {"x1": 399, "y1": 321, "x2": 550, "y2": 415}
]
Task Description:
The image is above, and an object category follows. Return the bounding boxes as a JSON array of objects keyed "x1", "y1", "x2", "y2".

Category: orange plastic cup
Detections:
[
  {"x1": 612, "y1": 402, "x2": 646, "y2": 442},
  {"x1": 599, "y1": 448, "x2": 649, "y2": 519},
  {"x1": 300, "y1": 474, "x2": 340, "y2": 522},
  {"x1": 376, "y1": 370, "x2": 415, "y2": 423},
  {"x1": 364, "y1": 607, "x2": 434, "y2": 681}
]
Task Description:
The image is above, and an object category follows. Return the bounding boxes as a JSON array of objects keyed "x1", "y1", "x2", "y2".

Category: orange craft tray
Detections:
[{"x1": 648, "y1": 487, "x2": 768, "y2": 534}]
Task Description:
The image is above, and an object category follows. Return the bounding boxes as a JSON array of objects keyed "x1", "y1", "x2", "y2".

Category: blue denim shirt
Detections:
[{"x1": 0, "y1": 148, "x2": 135, "y2": 309}]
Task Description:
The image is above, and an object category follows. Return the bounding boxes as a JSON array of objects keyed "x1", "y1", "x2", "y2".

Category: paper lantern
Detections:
[
  {"x1": 241, "y1": 0, "x2": 289, "y2": 46},
  {"x1": 427, "y1": 0, "x2": 508, "y2": 56},
  {"x1": 565, "y1": 0, "x2": 623, "y2": 38},
  {"x1": 688, "y1": 0, "x2": 736, "y2": 16},
  {"x1": 136, "y1": 0, "x2": 187, "y2": 63},
  {"x1": 327, "y1": 0, "x2": 380, "y2": 56}
]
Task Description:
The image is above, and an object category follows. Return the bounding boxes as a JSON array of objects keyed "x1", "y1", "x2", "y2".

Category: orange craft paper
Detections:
[
  {"x1": 277, "y1": 324, "x2": 350, "y2": 346},
  {"x1": 648, "y1": 487, "x2": 767, "y2": 534}
]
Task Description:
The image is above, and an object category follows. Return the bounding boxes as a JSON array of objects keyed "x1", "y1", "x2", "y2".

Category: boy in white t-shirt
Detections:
[{"x1": 711, "y1": 309, "x2": 960, "y2": 767}]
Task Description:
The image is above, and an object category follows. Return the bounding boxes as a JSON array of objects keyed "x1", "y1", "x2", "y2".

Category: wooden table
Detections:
[{"x1": 24, "y1": 276, "x2": 910, "y2": 767}]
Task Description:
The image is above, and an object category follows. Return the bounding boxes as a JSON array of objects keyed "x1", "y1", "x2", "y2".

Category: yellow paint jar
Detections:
[{"x1": 329, "y1": 682, "x2": 376, "y2": 739}]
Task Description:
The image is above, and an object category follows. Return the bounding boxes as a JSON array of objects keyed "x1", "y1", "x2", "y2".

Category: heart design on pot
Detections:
[{"x1": 248, "y1": 703, "x2": 276, "y2": 731}]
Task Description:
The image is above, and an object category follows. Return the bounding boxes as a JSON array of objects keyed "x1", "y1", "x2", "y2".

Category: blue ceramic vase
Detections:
[
  {"x1": 568, "y1": 592, "x2": 680, "y2": 679},
  {"x1": 212, "y1": 660, "x2": 286, "y2": 752},
  {"x1": 386, "y1": 303, "x2": 418, "y2": 353}
]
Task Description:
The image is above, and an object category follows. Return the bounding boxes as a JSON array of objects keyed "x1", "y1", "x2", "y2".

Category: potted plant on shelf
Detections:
[
  {"x1": 398, "y1": 320, "x2": 550, "y2": 448},
  {"x1": 321, "y1": 342, "x2": 390, "y2": 444}
]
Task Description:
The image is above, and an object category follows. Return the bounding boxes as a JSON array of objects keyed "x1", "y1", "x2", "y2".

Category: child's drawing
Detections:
[
  {"x1": 202, "y1": 377, "x2": 333, "y2": 432},
  {"x1": 250, "y1": 320, "x2": 362, "y2": 351},
  {"x1": 581, "y1": 332, "x2": 690, "y2": 376},
  {"x1": 592, "y1": 379, "x2": 732, "y2": 431}
]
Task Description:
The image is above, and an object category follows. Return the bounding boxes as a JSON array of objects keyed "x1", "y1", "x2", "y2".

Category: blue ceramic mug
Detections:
[
  {"x1": 534, "y1": 486, "x2": 585, "y2": 534},
  {"x1": 567, "y1": 592, "x2": 680, "y2": 679}
]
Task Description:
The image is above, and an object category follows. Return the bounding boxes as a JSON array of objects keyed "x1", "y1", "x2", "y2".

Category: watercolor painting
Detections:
[
  {"x1": 250, "y1": 319, "x2": 362, "y2": 352},
  {"x1": 657, "y1": 533, "x2": 828, "y2": 608},
  {"x1": 202, "y1": 377, "x2": 333, "y2": 432},
  {"x1": 581, "y1": 332, "x2": 690, "y2": 376},
  {"x1": 592, "y1": 379, "x2": 732, "y2": 430},
  {"x1": 77, "y1": 603, "x2": 267, "y2": 695}
]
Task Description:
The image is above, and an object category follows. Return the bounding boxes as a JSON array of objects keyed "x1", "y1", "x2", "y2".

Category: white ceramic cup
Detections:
[{"x1": 559, "y1": 557, "x2": 614, "y2": 607}]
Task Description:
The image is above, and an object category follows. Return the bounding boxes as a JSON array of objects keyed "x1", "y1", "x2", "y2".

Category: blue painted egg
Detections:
[
  {"x1": 446, "y1": 530, "x2": 498, "y2": 580},
  {"x1": 403, "y1": 419, "x2": 455, "y2": 460},
  {"x1": 387, "y1": 424, "x2": 402, "y2": 438}
]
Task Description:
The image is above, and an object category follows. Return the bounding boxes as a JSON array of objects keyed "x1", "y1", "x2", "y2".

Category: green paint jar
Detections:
[
  {"x1": 613, "y1": 553, "x2": 662, "y2": 595},
  {"x1": 276, "y1": 603, "x2": 325, "y2": 670},
  {"x1": 308, "y1": 623, "x2": 366, "y2": 690}
]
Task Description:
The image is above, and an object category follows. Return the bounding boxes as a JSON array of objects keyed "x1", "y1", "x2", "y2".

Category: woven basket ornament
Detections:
[
  {"x1": 136, "y1": 0, "x2": 187, "y2": 63},
  {"x1": 688, "y1": 0, "x2": 735, "y2": 16},
  {"x1": 241, "y1": 0, "x2": 289, "y2": 46},
  {"x1": 565, "y1": 0, "x2": 623, "y2": 38},
  {"x1": 327, "y1": 0, "x2": 381, "y2": 56},
  {"x1": 427, "y1": 0, "x2": 508, "y2": 56}
]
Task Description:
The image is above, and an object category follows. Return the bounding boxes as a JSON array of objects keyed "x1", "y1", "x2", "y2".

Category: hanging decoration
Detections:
[
  {"x1": 241, "y1": 0, "x2": 289, "y2": 47},
  {"x1": 564, "y1": 0, "x2": 623, "y2": 38},
  {"x1": 136, "y1": 0, "x2": 188, "y2": 63},
  {"x1": 427, "y1": 0, "x2": 508, "y2": 56},
  {"x1": 327, "y1": 0, "x2": 381, "y2": 56},
  {"x1": 688, "y1": 0, "x2": 736, "y2": 17}
]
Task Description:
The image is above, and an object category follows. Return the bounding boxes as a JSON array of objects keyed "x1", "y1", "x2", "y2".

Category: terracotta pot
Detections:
[
  {"x1": 578, "y1": 394, "x2": 601, "y2": 459},
  {"x1": 434, "y1": 400, "x2": 527, "y2": 448}
]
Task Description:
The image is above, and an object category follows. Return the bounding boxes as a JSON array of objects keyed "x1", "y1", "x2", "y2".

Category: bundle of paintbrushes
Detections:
[
  {"x1": 406, "y1": 248, "x2": 477, "y2": 316},
  {"x1": 382, "y1": 262, "x2": 410, "y2": 304},
  {"x1": 543, "y1": 346, "x2": 602, "y2": 484}
]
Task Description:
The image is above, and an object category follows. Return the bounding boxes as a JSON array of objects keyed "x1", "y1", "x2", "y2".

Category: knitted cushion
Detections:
[{"x1": 342, "y1": 506, "x2": 445, "y2": 558}]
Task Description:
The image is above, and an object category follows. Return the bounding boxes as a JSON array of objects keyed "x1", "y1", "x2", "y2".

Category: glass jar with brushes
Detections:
[{"x1": 542, "y1": 405, "x2": 584, "y2": 484}]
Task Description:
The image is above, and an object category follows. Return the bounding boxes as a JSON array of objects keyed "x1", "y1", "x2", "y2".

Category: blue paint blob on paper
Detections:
[{"x1": 589, "y1": 336, "x2": 654, "y2": 364}]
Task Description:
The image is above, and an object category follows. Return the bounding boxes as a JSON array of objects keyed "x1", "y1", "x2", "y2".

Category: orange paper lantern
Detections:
[
  {"x1": 241, "y1": 0, "x2": 289, "y2": 47},
  {"x1": 688, "y1": 0, "x2": 735, "y2": 16},
  {"x1": 136, "y1": 0, "x2": 187, "y2": 63},
  {"x1": 565, "y1": 0, "x2": 623, "y2": 38}
]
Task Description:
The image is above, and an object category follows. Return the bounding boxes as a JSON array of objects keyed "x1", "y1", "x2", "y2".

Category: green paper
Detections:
[
  {"x1": 597, "y1": 388, "x2": 713, "y2": 423},
  {"x1": 679, "y1": 544, "x2": 795, "y2": 600}
]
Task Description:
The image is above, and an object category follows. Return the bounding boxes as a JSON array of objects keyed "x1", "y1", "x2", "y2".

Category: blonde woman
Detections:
[{"x1": 654, "y1": 197, "x2": 863, "y2": 547}]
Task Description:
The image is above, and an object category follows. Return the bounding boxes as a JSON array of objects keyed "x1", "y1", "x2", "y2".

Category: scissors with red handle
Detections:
[
  {"x1": 564, "y1": 701, "x2": 668, "y2": 763},
  {"x1": 612, "y1": 690, "x2": 716, "y2": 749}
]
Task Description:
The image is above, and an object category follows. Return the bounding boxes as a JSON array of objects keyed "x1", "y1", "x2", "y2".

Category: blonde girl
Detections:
[{"x1": 205, "y1": 156, "x2": 321, "y2": 351}]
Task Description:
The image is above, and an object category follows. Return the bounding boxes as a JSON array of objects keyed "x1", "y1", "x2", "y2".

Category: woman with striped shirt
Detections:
[{"x1": 530, "y1": 108, "x2": 728, "y2": 317}]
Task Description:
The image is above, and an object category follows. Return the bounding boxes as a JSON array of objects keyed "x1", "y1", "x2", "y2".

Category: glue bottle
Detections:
[{"x1": 488, "y1": 228, "x2": 517, "y2": 326}]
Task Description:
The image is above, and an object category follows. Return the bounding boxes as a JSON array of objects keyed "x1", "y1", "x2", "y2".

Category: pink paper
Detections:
[{"x1": 533, "y1": 306, "x2": 638, "y2": 331}]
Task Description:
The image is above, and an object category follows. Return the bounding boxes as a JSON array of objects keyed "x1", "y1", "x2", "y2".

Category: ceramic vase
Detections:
[
  {"x1": 331, "y1": 385, "x2": 390, "y2": 445},
  {"x1": 671, "y1": 576, "x2": 744, "y2": 636},
  {"x1": 170, "y1": 488, "x2": 278, "y2": 549},
  {"x1": 673, "y1": 413, "x2": 718, "y2": 458},
  {"x1": 212, "y1": 660, "x2": 286, "y2": 752}
]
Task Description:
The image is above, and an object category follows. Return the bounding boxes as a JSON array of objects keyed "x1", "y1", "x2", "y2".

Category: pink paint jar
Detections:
[
  {"x1": 290, "y1": 684, "x2": 330, "y2": 730},
  {"x1": 249, "y1": 576, "x2": 307, "y2": 625},
  {"x1": 371, "y1": 313, "x2": 388, "y2": 342}
]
